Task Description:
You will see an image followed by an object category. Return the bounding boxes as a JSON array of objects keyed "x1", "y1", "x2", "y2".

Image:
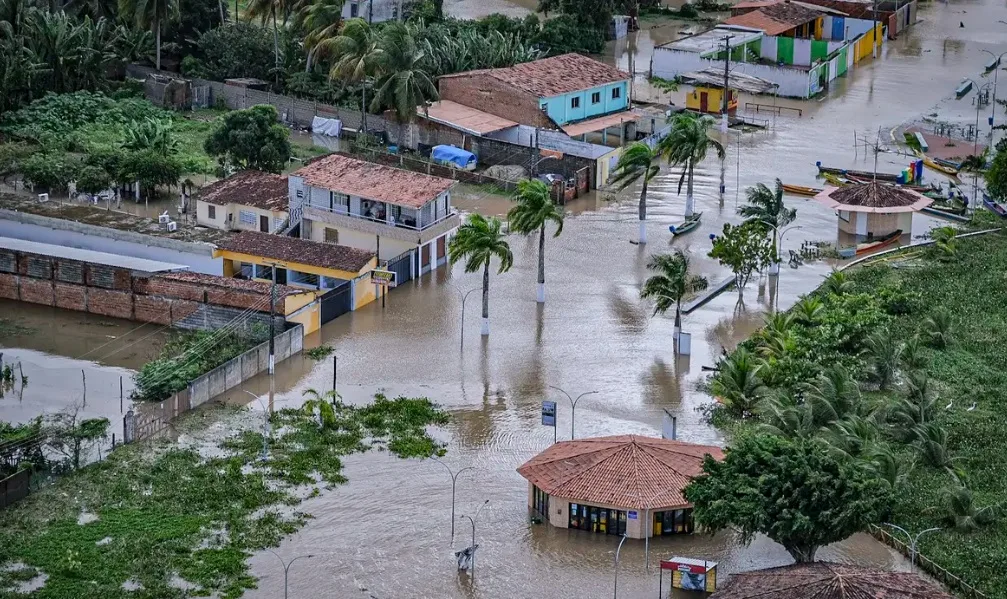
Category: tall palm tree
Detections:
[
  {"x1": 507, "y1": 179, "x2": 564, "y2": 304},
  {"x1": 448, "y1": 214, "x2": 513, "y2": 336},
  {"x1": 118, "y1": 0, "x2": 177, "y2": 70},
  {"x1": 659, "y1": 112, "x2": 725, "y2": 218},
  {"x1": 316, "y1": 17, "x2": 380, "y2": 131},
  {"x1": 246, "y1": 0, "x2": 292, "y2": 85},
  {"x1": 370, "y1": 21, "x2": 438, "y2": 125},
  {"x1": 296, "y1": 0, "x2": 345, "y2": 72},
  {"x1": 610, "y1": 141, "x2": 660, "y2": 244},
  {"x1": 640, "y1": 249, "x2": 708, "y2": 341},
  {"x1": 738, "y1": 178, "x2": 797, "y2": 267},
  {"x1": 709, "y1": 347, "x2": 766, "y2": 419}
]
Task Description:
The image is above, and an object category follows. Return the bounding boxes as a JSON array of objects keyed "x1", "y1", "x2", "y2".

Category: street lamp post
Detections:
[
  {"x1": 980, "y1": 50, "x2": 1007, "y2": 130},
  {"x1": 612, "y1": 533, "x2": 629, "y2": 599},
  {"x1": 762, "y1": 223, "x2": 803, "y2": 276},
  {"x1": 548, "y1": 385, "x2": 599, "y2": 440},
  {"x1": 448, "y1": 283, "x2": 480, "y2": 350},
  {"x1": 265, "y1": 550, "x2": 313, "y2": 599},
  {"x1": 460, "y1": 500, "x2": 490, "y2": 577},
  {"x1": 242, "y1": 390, "x2": 271, "y2": 460},
  {"x1": 883, "y1": 523, "x2": 941, "y2": 572},
  {"x1": 430, "y1": 457, "x2": 475, "y2": 544}
]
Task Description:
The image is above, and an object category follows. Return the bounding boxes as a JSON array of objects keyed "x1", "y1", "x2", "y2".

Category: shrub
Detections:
[
  {"x1": 21, "y1": 153, "x2": 75, "y2": 191},
  {"x1": 186, "y1": 23, "x2": 277, "y2": 83},
  {"x1": 678, "y1": 3, "x2": 699, "y2": 17},
  {"x1": 535, "y1": 15, "x2": 604, "y2": 55},
  {"x1": 74, "y1": 165, "x2": 112, "y2": 195},
  {"x1": 924, "y1": 308, "x2": 953, "y2": 349}
]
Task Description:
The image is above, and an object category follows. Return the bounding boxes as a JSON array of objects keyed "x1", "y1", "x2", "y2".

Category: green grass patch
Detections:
[
  {"x1": 0, "y1": 395, "x2": 448, "y2": 598},
  {"x1": 303, "y1": 345, "x2": 334, "y2": 361}
]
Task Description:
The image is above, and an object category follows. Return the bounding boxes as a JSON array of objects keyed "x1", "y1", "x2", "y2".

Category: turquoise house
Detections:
[{"x1": 539, "y1": 80, "x2": 629, "y2": 125}]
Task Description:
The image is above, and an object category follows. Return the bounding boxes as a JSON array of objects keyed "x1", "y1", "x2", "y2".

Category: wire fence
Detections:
[{"x1": 868, "y1": 525, "x2": 988, "y2": 598}]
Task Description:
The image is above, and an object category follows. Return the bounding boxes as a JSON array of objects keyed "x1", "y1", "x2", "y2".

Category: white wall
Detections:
[
  {"x1": 651, "y1": 49, "x2": 710, "y2": 80},
  {"x1": 196, "y1": 200, "x2": 228, "y2": 230},
  {"x1": 342, "y1": 0, "x2": 400, "y2": 22},
  {"x1": 309, "y1": 224, "x2": 415, "y2": 261}
]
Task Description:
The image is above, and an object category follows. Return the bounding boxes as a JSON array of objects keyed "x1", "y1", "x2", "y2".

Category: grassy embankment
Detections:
[
  {"x1": 0, "y1": 395, "x2": 448, "y2": 599},
  {"x1": 709, "y1": 221, "x2": 1007, "y2": 597}
]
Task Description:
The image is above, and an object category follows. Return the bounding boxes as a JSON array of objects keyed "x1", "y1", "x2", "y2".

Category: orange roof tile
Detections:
[
  {"x1": 292, "y1": 154, "x2": 455, "y2": 209},
  {"x1": 517, "y1": 435, "x2": 723, "y2": 510},
  {"x1": 724, "y1": 1, "x2": 822, "y2": 35},
  {"x1": 197, "y1": 170, "x2": 289, "y2": 212},
  {"x1": 439, "y1": 53, "x2": 629, "y2": 99}
]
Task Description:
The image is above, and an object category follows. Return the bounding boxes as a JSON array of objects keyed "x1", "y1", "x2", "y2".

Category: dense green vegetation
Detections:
[
  {"x1": 0, "y1": 395, "x2": 448, "y2": 598},
  {"x1": 132, "y1": 327, "x2": 268, "y2": 402},
  {"x1": 705, "y1": 228, "x2": 1007, "y2": 597}
]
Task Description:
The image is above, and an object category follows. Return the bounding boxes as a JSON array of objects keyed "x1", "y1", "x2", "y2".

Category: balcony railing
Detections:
[{"x1": 304, "y1": 202, "x2": 457, "y2": 232}]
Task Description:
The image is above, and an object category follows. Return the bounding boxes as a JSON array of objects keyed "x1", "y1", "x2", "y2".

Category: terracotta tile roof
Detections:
[
  {"x1": 155, "y1": 271, "x2": 309, "y2": 300},
  {"x1": 216, "y1": 231, "x2": 375, "y2": 273},
  {"x1": 440, "y1": 53, "x2": 629, "y2": 98},
  {"x1": 724, "y1": 1, "x2": 822, "y2": 35},
  {"x1": 197, "y1": 170, "x2": 289, "y2": 213},
  {"x1": 517, "y1": 435, "x2": 723, "y2": 510},
  {"x1": 709, "y1": 563, "x2": 956, "y2": 599},
  {"x1": 292, "y1": 154, "x2": 454, "y2": 209}
]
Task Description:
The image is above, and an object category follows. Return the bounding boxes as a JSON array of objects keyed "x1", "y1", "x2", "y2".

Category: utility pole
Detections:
[
  {"x1": 269, "y1": 266, "x2": 277, "y2": 375},
  {"x1": 721, "y1": 34, "x2": 734, "y2": 134}
]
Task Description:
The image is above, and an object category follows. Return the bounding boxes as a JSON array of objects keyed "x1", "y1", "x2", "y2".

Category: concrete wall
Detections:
[
  {"x1": 186, "y1": 324, "x2": 303, "y2": 408},
  {"x1": 438, "y1": 73, "x2": 553, "y2": 129},
  {"x1": 0, "y1": 209, "x2": 220, "y2": 274},
  {"x1": 196, "y1": 199, "x2": 229, "y2": 230},
  {"x1": 196, "y1": 201, "x2": 287, "y2": 233},
  {"x1": 305, "y1": 221, "x2": 416, "y2": 261}
]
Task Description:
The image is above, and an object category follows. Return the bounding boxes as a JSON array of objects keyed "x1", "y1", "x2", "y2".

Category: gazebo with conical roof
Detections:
[
  {"x1": 709, "y1": 562, "x2": 956, "y2": 599},
  {"x1": 517, "y1": 435, "x2": 723, "y2": 539},
  {"x1": 813, "y1": 181, "x2": 933, "y2": 239}
]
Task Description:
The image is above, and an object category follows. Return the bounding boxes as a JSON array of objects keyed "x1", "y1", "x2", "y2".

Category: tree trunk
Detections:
[
  {"x1": 362, "y1": 86, "x2": 368, "y2": 135},
  {"x1": 481, "y1": 260, "x2": 490, "y2": 336},
  {"x1": 638, "y1": 176, "x2": 648, "y2": 244},
  {"x1": 736, "y1": 272, "x2": 745, "y2": 298},
  {"x1": 305, "y1": 46, "x2": 314, "y2": 72},
  {"x1": 155, "y1": 19, "x2": 161, "y2": 70},
  {"x1": 218, "y1": 0, "x2": 225, "y2": 24},
  {"x1": 235, "y1": 0, "x2": 238, "y2": 23},
  {"x1": 685, "y1": 160, "x2": 696, "y2": 217},
  {"x1": 786, "y1": 544, "x2": 819, "y2": 564},
  {"x1": 272, "y1": 7, "x2": 280, "y2": 87},
  {"x1": 537, "y1": 223, "x2": 546, "y2": 303}
]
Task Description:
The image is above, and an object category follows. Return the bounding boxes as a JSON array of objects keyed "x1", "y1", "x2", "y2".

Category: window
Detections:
[
  {"x1": 654, "y1": 508, "x2": 695, "y2": 536},
  {"x1": 392, "y1": 4, "x2": 398, "y2": 19},
  {"x1": 207, "y1": 204, "x2": 216, "y2": 219},
  {"x1": 239, "y1": 210, "x2": 256, "y2": 225},
  {"x1": 568, "y1": 503, "x2": 627, "y2": 536},
  {"x1": 349, "y1": 1, "x2": 358, "y2": 17},
  {"x1": 532, "y1": 486, "x2": 549, "y2": 519},
  {"x1": 612, "y1": 86, "x2": 622, "y2": 99},
  {"x1": 591, "y1": 91, "x2": 601, "y2": 104},
  {"x1": 571, "y1": 96, "x2": 580, "y2": 109},
  {"x1": 324, "y1": 227, "x2": 339, "y2": 244},
  {"x1": 329, "y1": 191, "x2": 349, "y2": 211}
]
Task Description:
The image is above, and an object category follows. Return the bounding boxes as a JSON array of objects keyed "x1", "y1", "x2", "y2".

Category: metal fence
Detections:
[{"x1": 868, "y1": 525, "x2": 988, "y2": 598}]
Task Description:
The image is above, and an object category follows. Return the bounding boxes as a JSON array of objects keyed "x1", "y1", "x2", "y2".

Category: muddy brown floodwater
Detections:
[{"x1": 227, "y1": 2, "x2": 1007, "y2": 596}]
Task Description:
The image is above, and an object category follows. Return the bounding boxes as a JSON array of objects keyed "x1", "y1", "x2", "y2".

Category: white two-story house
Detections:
[{"x1": 289, "y1": 154, "x2": 459, "y2": 280}]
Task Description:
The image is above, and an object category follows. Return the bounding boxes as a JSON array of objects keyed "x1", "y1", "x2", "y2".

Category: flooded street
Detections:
[{"x1": 232, "y1": 1, "x2": 1007, "y2": 595}]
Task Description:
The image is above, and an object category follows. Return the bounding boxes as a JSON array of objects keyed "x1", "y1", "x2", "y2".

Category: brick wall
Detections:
[{"x1": 438, "y1": 74, "x2": 553, "y2": 129}]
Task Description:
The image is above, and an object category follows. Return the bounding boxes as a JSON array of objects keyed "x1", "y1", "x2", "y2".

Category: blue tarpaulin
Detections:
[{"x1": 431, "y1": 145, "x2": 476, "y2": 169}]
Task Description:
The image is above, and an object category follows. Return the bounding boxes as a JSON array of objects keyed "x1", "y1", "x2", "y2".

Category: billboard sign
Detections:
[{"x1": 541, "y1": 401, "x2": 556, "y2": 427}]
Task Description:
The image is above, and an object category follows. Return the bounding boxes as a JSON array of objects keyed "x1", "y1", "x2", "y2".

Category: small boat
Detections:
[
  {"x1": 782, "y1": 183, "x2": 822, "y2": 197},
  {"x1": 670, "y1": 212, "x2": 702, "y2": 237},
  {"x1": 817, "y1": 165, "x2": 901, "y2": 182},
  {"x1": 922, "y1": 207, "x2": 971, "y2": 223},
  {"x1": 821, "y1": 172, "x2": 846, "y2": 186},
  {"x1": 917, "y1": 152, "x2": 960, "y2": 178},
  {"x1": 983, "y1": 193, "x2": 1007, "y2": 218},
  {"x1": 855, "y1": 230, "x2": 903, "y2": 255},
  {"x1": 934, "y1": 157, "x2": 963, "y2": 171}
]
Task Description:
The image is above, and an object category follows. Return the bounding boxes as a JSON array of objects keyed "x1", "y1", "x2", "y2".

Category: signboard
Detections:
[
  {"x1": 541, "y1": 401, "x2": 556, "y2": 427},
  {"x1": 371, "y1": 269, "x2": 397, "y2": 287},
  {"x1": 628, "y1": 510, "x2": 638, "y2": 520},
  {"x1": 659, "y1": 558, "x2": 718, "y2": 593}
]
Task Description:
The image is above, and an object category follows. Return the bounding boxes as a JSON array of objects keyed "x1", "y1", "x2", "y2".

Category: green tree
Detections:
[
  {"x1": 448, "y1": 214, "x2": 513, "y2": 337},
  {"x1": 316, "y1": 18, "x2": 379, "y2": 130},
  {"x1": 75, "y1": 164, "x2": 112, "y2": 195},
  {"x1": 204, "y1": 104, "x2": 291, "y2": 173},
  {"x1": 941, "y1": 482, "x2": 999, "y2": 533},
  {"x1": 122, "y1": 118, "x2": 179, "y2": 156},
  {"x1": 660, "y1": 112, "x2": 724, "y2": 218},
  {"x1": 534, "y1": 14, "x2": 604, "y2": 55},
  {"x1": 640, "y1": 249, "x2": 708, "y2": 339},
  {"x1": 184, "y1": 22, "x2": 276, "y2": 81},
  {"x1": 738, "y1": 178, "x2": 796, "y2": 265},
  {"x1": 610, "y1": 141, "x2": 660, "y2": 244},
  {"x1": 987, "y1": 142, "x2": 1007, "y2": 200},
  {"x1": 370, "y1": 22, "x2": 438, "y2": 124},
  {"x1": 118, "y1": 0, "x2": 179, "y2": 70},
  {"x1": 245, "y1": 0, "x2": 291, "y2": 85},
  {"x1": 296, "y1": 0, "x2": 345, "y2": 72},
  {"x1": 708, "y1": 221, "x2": 774, "y2": 298},
  {"x1": 684, "y1": 434, "x2": 891, "y2": 563},
  {"x1": 119, "y1": 149, "x2": 182, "y2": 199},
  {"x1": 507, "y1": 179, "x2": 564, "y2": 304},
  {"x1": 710, "y1": 347, "x2": 765, "y2": 418},
  {"x1": 44, "y1": 406, "x2": 110, "y2": 471}
]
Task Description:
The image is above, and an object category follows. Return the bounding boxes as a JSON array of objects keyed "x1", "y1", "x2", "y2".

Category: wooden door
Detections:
[
  {"x1": 700, "y1": 92, "x2": 708, "y2": 113},
  {"x1": 259, "y1": 215, "x2": 269, "y2": 232}
]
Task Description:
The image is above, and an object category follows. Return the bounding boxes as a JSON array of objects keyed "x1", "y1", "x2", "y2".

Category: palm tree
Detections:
[
  {"x1": 659, "y1": 112, "x2": 725, "y2": 218},
  {"x1": 302, "y1": 388, "x2": 340, "y2": 429},
  {"x1": 802, "y1": 364, "x2": 861, "y2": 427},
  {"x1": 941, "y1": 483, "x2": 999, "y2": 533},
  {"x1": 821, "y1": 269, "x2": 854, "y2": 296},
  {"x1": 755, "y1": 392, "x2": 815, "y2": 439},
  {"x1": 865, "y1": 444, "x2": 913, "y2": 493},
  {"x1": 448, "y1": 214, "x2": 513, "y2": 336},
  {"x1": 246, "y1": 0, "x2": 292, "y2": 85},
  {"x1": 118, "y1": 0, "x2": 178, "y2": 70},
  {"x1": 610, "y1": 141, "x2": 660, "y2": 244},
  {"x1": 709, "y1": 348, "x2": 766, "y2": 418},
  {"x1": 864, "y1": 329, "x2": 903, "y2": 391},
  {"x1": 915, "y1": 421, "x2": 954, "y2": 471},
  {"x1": 314, "y1": 18, "x2": 379, "y2": 131},
  {"x1": 793, "y1": 296, "x2": 825, "y2": 326},
  {"x1": 370, "y1": 21, "x2": 438, "y2": 126},
  {"x1": 297, "y1": 0, "x2": 346, "y2": 72},
  {"x1": 738, "y1": 178, "x2": 797, "y2": 267},
  {"x1": 640, "y1": 249, "x2": 708, "y2": 341},
  {"x1": 924, "y1": 307, "x2": 953, "y2": 349},
  {"x1": 507, "y1": 179, "x2": 564, "y2": 304}
]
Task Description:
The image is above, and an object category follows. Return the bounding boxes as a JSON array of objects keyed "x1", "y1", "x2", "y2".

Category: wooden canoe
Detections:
[
  {"x1": 817, "y1": 165, "x2": 901, "y2": 182},
  {"x1": 782, "y1": 183, "x2": 822, "y2": 197},
  {"x1": 855, "y1": 229, "x2": 902, "y2": 255},
  {"x1": 670, "y1": 212, "x2": 702, "y2": 236},
  {"x1": 917, "y1": 152, "x2": 960, "y2": 178}
]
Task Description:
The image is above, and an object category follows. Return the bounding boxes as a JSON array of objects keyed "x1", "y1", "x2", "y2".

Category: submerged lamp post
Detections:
[
  {"x1": 430, "y1": 457, "x2": 475, "y2": 545},
  {"x1": 980, "y1": 50, "x2": 1007, "y2": 130},
  {"x1": 548, "y1": 385, "x2": 599, "y2": 440},
  {"x1": 448, "y1": 283, "x2": 480, "y2": 350},
  {"x1": 883, "y1": 523, "x2": 941, "y2": 572},
  {"x1": 612, "y1": 533, "x2": 629, "y2": 599},
  {"x1": 265, "y1": 550, "x2": 313, "y2": 599},
  {"x1": 242, "y1": 390, "x2": 271, "y2": 460},
  {"x1": 459, "y1": 500, "x2": 490, "y2": 577}
]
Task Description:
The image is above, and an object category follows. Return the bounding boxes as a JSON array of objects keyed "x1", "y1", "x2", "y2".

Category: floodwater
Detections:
[
  {"x1": 231, "y1": 1, "x2": 1007, "y2": 597},
  {"x1": 0, "y1": 300, "x2": 168, "y2": 429}
]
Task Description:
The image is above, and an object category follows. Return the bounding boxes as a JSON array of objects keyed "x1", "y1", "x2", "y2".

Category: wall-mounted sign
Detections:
[
  {"x1": 628, "y1": 510, "x2": 638, "y2": 520},
  {"x1": 541, "y1": 401, "x2": 556, "y2": 427},
  {"x1": 371, "y1": 269, "x2": 397, "y2": 287}
]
